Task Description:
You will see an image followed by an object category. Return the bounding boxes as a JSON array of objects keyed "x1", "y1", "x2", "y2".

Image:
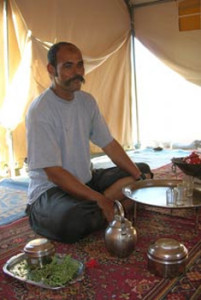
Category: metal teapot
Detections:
[{"x1": 105, "y1": 200, "x2": 137, "y2": 258}]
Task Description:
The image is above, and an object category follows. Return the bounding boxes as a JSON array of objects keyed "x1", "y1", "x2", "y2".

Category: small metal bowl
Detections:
[
  {"x1": 24, "y1": 238, "x2": 55, "y2": 269},
  {"x1": 147, "y1": 238, "x2": 188, "y2": 278}
]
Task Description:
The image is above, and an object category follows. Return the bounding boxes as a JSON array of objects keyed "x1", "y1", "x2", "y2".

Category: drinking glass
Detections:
[
  {"x1": 166, "y1": 188, "x2": 176, "y2": 206},
  {"x1": 174, "y1": 183, "x2": 186, "y2": 206},
  {"x1": 182, "y1": 175, "x2": 194, "y2": 198}
]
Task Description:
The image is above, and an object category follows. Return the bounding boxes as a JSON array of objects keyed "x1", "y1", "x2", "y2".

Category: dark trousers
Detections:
[{"x1": 26, "y1": 164, "x2": 153, "y2": 243}]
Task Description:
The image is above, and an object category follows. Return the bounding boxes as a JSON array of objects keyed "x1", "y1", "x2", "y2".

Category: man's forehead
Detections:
[
  {"x1": 59, "y1": 44, "x2": 81, "y2": 54},
  {"x1": 57, "y1": 45, "x2": 82, "y2": 61}
]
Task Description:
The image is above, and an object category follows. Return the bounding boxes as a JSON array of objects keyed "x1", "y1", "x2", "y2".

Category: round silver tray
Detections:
[{"x1": 122, "y1": 179, "x2": 201, "y2": 209}]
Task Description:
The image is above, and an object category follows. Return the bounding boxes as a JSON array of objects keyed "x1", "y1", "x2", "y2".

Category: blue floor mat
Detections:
[
  {"x1": 92, "y1": 148, "x2": 191, "y2": 170},
  {"x1": 0, "y1": 177, "x2": 28, "y2": 226}
]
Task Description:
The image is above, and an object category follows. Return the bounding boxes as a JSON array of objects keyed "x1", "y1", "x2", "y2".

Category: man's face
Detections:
[{"x1": 52, "y1": 45, "x2": 85, "y2": 93}]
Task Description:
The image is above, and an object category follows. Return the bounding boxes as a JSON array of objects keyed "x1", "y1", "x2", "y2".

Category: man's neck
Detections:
[{"x1": 51, "y1": 86, "x2": 74, "y2": 101}]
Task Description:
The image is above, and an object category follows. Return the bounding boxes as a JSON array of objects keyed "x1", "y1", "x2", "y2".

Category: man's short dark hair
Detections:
[{"x1": 47, "y1": 42, "x2": 77, "y2": 67}]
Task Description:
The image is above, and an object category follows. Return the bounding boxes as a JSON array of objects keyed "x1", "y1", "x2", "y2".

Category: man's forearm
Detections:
[
  {"x1": 102, "y1": 139, "x2": 141, "y2": 179},
  {"x1": 44, "y1": 166, "x2": 102, "y2": 202}
]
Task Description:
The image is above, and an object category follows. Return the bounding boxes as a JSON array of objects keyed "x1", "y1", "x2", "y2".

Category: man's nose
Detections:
[{"x1": 74, "y1": 64, "x2": 84, "y2": 75}]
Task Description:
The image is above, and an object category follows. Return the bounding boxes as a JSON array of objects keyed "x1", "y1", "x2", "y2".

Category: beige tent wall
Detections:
[
  {"x1": 0, "y1": 0, "x2": 22, "y2": 169},
  {"x1": 0, "y1": 0, "x2": 132, "y2": 171},
  {"x1": 0, "y1": 0, "x2": 7, "y2": 168},
  {"x1": 134, "y1": 1, "x2": 201, "y2": 86},
  {"x1": 83, "y1": 39, "x2": 132, "y2": 153},
  {"x1": 0, "y1": 0, "x2": 6, "y2": 109}
]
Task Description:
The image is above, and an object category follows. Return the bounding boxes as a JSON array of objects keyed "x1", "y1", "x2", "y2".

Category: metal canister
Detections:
[
  {"x1": 24, "y1": 238, "x2": 55, "y2": 269},
  {"x1": 147, "y1": 238, "x2": 188, "y2": 278}
]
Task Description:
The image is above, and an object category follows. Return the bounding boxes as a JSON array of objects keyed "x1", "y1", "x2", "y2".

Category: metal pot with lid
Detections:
[
  {"x1": 24, "y1": 238, "x2": 55, "y2": 269},
  {"x1": 105, "y1": 200, "x2": 137, "y2": 258},
  {"x1": 147, "y1": 238, "x2": 188, "y2": 278}
]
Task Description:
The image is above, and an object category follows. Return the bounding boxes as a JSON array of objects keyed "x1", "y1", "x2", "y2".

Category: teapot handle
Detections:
[
  {"x1": 114, "y1": 200, "x2": 127, "y2": 235},
  {"x1": 114, "y1": 200, "x2": 125, "y2": 221}
]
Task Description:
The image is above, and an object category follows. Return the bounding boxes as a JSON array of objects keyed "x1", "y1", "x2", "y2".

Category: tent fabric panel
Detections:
[
  {"x1": 83, "y1": 37, "x2": 132, "y2": 153},
  {"x1": 0, "y1": 0, "x2": 6, "y2": 109},
  {"x1": 134, "y1": 1, "x2": 201, "y2": 86},
  {"x1": 15, "y1": 0, "x2": 130, "y2": 57}
]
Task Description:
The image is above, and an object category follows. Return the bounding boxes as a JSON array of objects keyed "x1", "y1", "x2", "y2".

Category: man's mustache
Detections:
[{"x1": 64, "y1": 75, "x2": 85, "y2": 86}]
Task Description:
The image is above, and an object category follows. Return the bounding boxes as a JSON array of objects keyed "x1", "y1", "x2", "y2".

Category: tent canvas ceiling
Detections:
[{"x1": 0, "y1": 0, "x2": 200, "y2": 173}]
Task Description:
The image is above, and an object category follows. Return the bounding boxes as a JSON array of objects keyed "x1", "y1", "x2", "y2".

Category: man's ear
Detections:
[{"x1": 47, "y1": 63, "x2": 56, "y2": 76}]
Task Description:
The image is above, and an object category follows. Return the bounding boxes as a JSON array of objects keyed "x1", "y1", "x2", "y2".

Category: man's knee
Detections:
[
  {"x1": 57, "y1": 204, "x2": 106, "y2": 243},
  {"x1": 137, "y1": 163, "x2": 153, "y2": 178},
  {"x1": 29, "y1": 200, "x2": 106, "y2": 243}
]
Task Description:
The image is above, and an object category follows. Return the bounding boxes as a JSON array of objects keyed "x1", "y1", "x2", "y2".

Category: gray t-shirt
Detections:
[{"x1": 26, "y1": 88, "x2": 113, "y2": 204}]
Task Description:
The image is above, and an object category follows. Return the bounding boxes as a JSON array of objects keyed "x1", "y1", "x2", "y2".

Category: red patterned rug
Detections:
[
  {"x1": 0, "y1": 164, "x2": 201, "y2": 299},
  {"x1": 152, "y1": 163, "x2": 183, "y2": 180},
  {"x1": 1, "y1": 209, "x2": 201, "y2": 299}
]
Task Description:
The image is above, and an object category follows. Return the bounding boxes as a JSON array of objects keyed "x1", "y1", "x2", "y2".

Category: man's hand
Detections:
[
  {"x1": 44, "y1": 166, "x2": 115, "y2": 222},
  {"x1": 102, "y1": 139, "x2": 141, "y2": 180},
  {"x1": 96, "y1": 196, "x2": 114, "y2": 222}
]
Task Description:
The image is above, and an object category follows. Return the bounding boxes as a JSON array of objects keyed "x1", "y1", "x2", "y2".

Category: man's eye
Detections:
[
  {"x1": 64, "y1": 63, "x2": 72, "y2": 69},
  {"x1": 78, "y1": 62, "x2": 84, "y2": 68}
]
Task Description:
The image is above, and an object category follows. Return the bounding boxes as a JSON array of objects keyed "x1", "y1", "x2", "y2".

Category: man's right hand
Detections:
[
  {"x1": 96, "y1": 196, "x2": 114, "y2": 222},
  {"x1": 44, "y1": 166, "x2": 115, "y2": 222}
]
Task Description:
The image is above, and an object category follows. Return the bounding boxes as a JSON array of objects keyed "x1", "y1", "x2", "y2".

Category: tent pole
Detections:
[
  {"x1": 133, "y1": 0, "x2": 175, "y2": 9},
  {"x1": 3, "y1": 0, "x2": 15, "y2": 177},
  {"x1": 6, "y1": 129, "x2": 15, "y2": 177},
  {"x1": 3, "y1": 0, "x2": 9, "y2": 92},
  {"x1": 124, "y1": 1, "x2": 141, "y2": 148}
]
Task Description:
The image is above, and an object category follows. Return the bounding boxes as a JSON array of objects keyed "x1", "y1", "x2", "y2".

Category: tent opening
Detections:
[{"x1": 134, "y1": 38, "x2": 201, "y2": 149}]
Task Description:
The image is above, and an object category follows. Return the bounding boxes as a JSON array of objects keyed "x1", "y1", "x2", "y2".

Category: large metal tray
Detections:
[
  {"x1": 3, "y1": 252, "x2": 84, "y2": 290},
  {"x1": 122, "y1": 179, "x2": 201, "y2": 209}
]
